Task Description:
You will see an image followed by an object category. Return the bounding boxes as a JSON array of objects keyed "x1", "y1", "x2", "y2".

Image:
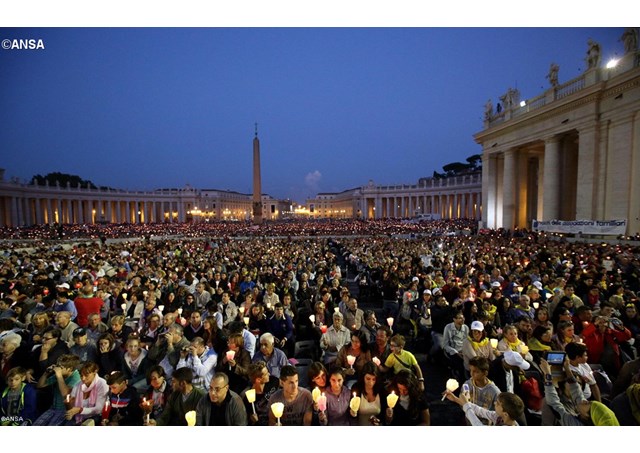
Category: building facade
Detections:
[
  {"x1": 476, "y1": 36, "x2": 640, "y2": 235},
  {"x1": 306, "y1": 173, "x2": 482, "y2": 220}
]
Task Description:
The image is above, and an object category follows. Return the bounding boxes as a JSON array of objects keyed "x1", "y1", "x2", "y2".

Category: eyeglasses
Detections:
[
  {"x1": 42, "y1": 336, "x2": 54, "y2": 341},
  {"x1": 209, "y1": 384, "x2": 228, "y2": 393}
]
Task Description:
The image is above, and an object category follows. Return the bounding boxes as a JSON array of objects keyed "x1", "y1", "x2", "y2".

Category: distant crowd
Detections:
[{"x1": 1, "y1": 219, "x2": 639, "y2": 426}]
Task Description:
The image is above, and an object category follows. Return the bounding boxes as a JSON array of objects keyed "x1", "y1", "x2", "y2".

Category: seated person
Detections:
[
  {"x1": 102, "y1": 371, "x2": 143, "y2": 426},
  {"x1": 0, "y1": 366, "x2": 37, "y2": 425},
  {"x1": 33, "y1": 354, "x2": 81, "y2": 426},
  {"x1": 445, "y1": 389, "x2": 524, "y2": 426}
]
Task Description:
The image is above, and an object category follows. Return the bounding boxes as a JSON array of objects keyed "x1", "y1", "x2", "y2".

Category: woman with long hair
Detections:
[{"x1": 385, "y1": 369, "x2": 430, "y2": 426}]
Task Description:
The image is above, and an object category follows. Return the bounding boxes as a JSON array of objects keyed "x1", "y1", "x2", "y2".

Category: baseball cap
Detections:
[
  {"x1": 470, "y1": 321, "x2": 484, "y2": 331},
  {"x1": 503, "y1": 350, "x2": 530, "y2": 370},
  {"x1": 423, "y1": 289, "x2": 432, "y2": 295},
  {"x1": 72, "y1": 327, "x2": 87, "y2": 337},
  {"x1": 57, "y1": 283, "x2": 70, "y2": 289}
]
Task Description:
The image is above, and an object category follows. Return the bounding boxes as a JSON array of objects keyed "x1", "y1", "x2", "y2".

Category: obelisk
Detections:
[{"x1": 252, "y1": 123, "x2": 263, "y2": 224}]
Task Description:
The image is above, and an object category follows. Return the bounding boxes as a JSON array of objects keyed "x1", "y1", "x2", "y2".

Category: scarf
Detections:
[
  {"x1": 527, "y1": 337, "x2": 551, "y2": 351},
  {"x1": 626, "y1": 383, "x2": 640, "y2": 424},
  {"x1": 590, "y1": 401, "x2": 620, "y2": 426},
  {"x1": 469, "y1": 336, "x2": 489, "y2": 351},
  {"x1": 74, "y1": 376, "x2": 99, "y2": 410},
  {"x1": 507, "y1": 339, "x2": 521, "y2": 351}
]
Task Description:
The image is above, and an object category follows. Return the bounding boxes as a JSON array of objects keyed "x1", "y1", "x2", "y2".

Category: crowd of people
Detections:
[{"x1": 1, "y1": 218, "x2": 639, "y2": 427}]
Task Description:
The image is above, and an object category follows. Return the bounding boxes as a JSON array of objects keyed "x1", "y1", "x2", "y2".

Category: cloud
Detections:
[{"x1": 304, "y1": 170, "x2": 322, "y2": 193}]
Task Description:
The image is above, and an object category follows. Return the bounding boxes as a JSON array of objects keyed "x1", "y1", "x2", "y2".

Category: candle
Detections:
[
  {"x1": 490, "y1": 338, "x2": 498, "y2": 349},
  {"x1": 442, "y1": 378, "x2": 459, "y2": 401},
  {"x1": 141, "y1": 397, "x2": 151, "y2": 423},
  {"x1": 372, "y1": 357, "x2": 381, "y2": 367},
  {"x1": 386, "y1": 317, "x2": 394, "y2": 327},
  {"x1": 546, "y1": 292, "x2": 552, "y2": 300},
  {"x1": 143, "y1": 290, "x2": 148, "y2": 298},
  {"x1": 312, "y1": 387, "x2": 321, "y2": 403},
  {"x1": 121, "y1": 303, "x2": 127, "y2": 312},
  {"x1": 158, "y1": 305, "x2": 165, "y2": 312},
  {"x1": 239, "y1": 306, "x2": 245, "y2": 314},
  {"x1": 266, "y1": 302, "x2": 271, "y2": 310},
  {"x1": 185, "y1": 410, "x2": 196, "y2": 426},
  {"x1": 317, "y1": 393, "x2": 327, "y2": 412},
  {"x1": 532, "y1": 302, "x2": 540, "y2": 310},
  {"x1": 517, "y1": 286, "x2": 523, "y2": 294},
  {"x1": 271, "y1": 402, "x2": 285, "y2": 426},
  {"x1": 122, "y1": 293, "x2": 128, "y2": 300},
  {"x1": 309, "y1": 314, "x2": 316, "y2": 324},
  {"x1": 226, "y1": 350, "x2": 236, "y2": 361},
  {"x1": 101, "y1": 398, "x2": 110, "y2": 420},
  {"x1": 75, "y1": 282, "x2": 82, "y2": 289},
  {"x1": 177, "y1": 308, "x2": 183, "y2": 315},
  {"x1": 334, "y1": 307, "x2": 340, "y2": 313},
  {"x1": 386, "y1": 391, "x2": 399, "y2": 409},
  {"x1": 43, "y1": 288, "x2": 49, "y2": 295},
  {"x1": 245, "y1": 388, "x2": 257, "y2": 415},
  {"x1": 346, "y1": 355, "x2": 356, "y2": 368},
  {"x1": 349, "y1": 392, "x2": 361, "y2": 413},
  {"x1": 320, "y1": 324, "x2": 327, "y2": 334}
]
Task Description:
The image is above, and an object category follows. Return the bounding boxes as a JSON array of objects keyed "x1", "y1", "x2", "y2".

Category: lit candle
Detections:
[
  {"x1": 121, "y1": 303, "x2": 127, "y2": 312},
  {"x1": 312, "y1": 387, "x2": 321, "y2": 403},
  {"x1": 386, "y1": 391, "x2": 399, "y2": 409},
  {"x1": 349, "y1": 392, "x2": 361, "y2": 413},
  {"x1": 177, "y1": 308, "x2": 183, "y2": 315},
  {"x1": 245, "y1": 388, "x2": 257, "y2": 415},
  {"x1": 143, "y1": 290, "x2": 148, "y2": 298},
  {"x1": 309, "y1": 314, "x2": 316, "y2": 324},
  {"x1": 43, "y1": 288, "x2": 49, "y2": 295},
  {"x1": 185, "y1": 410, "x2": 196, "y2": 426},
  {"x1": 334, "y1": 307, "x2": 340, "y2": 313},
  {"x1": 271, "y1": 402, "x2": 285, "y2": 426},
  {"x1": 317, "y1": 392, "x2": 327, "y2": 412},
  {"x1": 158, "y1": 305, "x2": 165, "y2": 312},
  {"x1": 320, "y1": 324, "x2": 327, "y2": 334},
  {"x1": 546, "y1": 292, "x2": 552, "y2": 300},
  {"x1": 226, "y1": 350, "x2": 236, "y2": 370},
  {"x1": 387, "y1": 317, "x2": 394, "y2": 327},
  {"x1": 101, "y1": 398, "x2": 110, "y2": 421},
  {"x1": 490, "y1": 338, "x2": 498, "y2": 349},
  {"x1": 266, "y1": 302, "x2": 271, "y2": 310},
  {"x1": 372, "y1": 357, "x2": 381, "y2": 367},
  {"x1": 533, "y1": 302, "x2": 540, "y2": 310},
  {"x1": 122, "y1": 293, "x2": 128, "y2": 300},
  {"x1": 239, "y1": 306, "x2": 245, "y2": 314},
  {"x1": 442, "y1": 378, "x2": 459, "y2": 401},
  {"x1": 517, "y1": 286, "x2": 523, "y2": 294},
  {"x1": 141, "y1": 397, "x2": 150, "y2": 423},
  {"x1": 346, "y1": 355, "x2": 356, "y2": 368},
  {"x1": 243, "y1": 316, "x2": 250, "y2": 326}
]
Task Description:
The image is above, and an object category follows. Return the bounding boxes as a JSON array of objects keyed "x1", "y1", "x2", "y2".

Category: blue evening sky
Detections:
[{"x1": 0, "y1": 11, "x2": 626, "y2": 203}]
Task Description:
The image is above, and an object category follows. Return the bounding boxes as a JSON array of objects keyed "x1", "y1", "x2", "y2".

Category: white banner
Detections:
[{"x1": 531, "y1": 219, "x2": 627, "y2": 235}]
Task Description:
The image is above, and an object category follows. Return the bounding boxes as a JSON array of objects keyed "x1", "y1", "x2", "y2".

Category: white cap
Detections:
[
  {"x1": 504, "y1": 350, "x2": 530, "y2": 370},
  {"x1": 470, "y1": 321, "x2": 484, "y2": 331},
  {"x1": 533, "y1": 281, "x2": 543, "y2": 290}
]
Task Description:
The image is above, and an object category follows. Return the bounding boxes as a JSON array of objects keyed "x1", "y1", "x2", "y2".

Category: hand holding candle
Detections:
[
  {"x1": 185, "y1": 410, "x2": 196, "y2": 426},
  {"x1": 490, "y1": 338, "x2": 498, "y2": 349},
  {"x1": 386, "y1": 391, "x2": 399, "y2": 409},
  {"x1": 387, "y1": 317, "x2": 394, "y2": 327},
  {"x1": 442, "y1": 378, "x2": 459, "y2": 401},
  {"x1": 271, "y1": 402, "x2": 285, "y2": 426},
  {"x1": 226, "y1": 350, "x2": 236, "y2": 369},
  {"x1": 346, "y1": 354, "x2": 356, "y2": 368},
  {"x1": 312, "y1": 387, "x2": 321, "y2": 403},
  {"x1": 317, "y1": 392, "x2": 327, "y2": 412},
  {"x1": 349, "y1": 392, "x2": 361, "y2": 413},
  {"x1": 245, "y1": 388, "x2": 257, "y2": 415},
  {"x1": 372, "y1": 356, "x2": 381, "y2": 367}
]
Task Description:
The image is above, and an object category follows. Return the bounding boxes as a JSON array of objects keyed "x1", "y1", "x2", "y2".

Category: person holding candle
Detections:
[
  {"x1": 143, "y1": 365, "x2": 172, "y2": 420},
  {"x1": 195, "y1": 372, "x2": 247, "y2": 426},
  {"x1": 34, "y1": 354, "x2": 81, "y2": 426},
  {"x1": 241, "y1": 361, "x2": 279, "y2": 425},
  {"x1": 317, "y1": 366, "x2": 353, "y2": 426},
  {"x1": 64, "y1": 361, "x2": 108, "y2": 425},
  {"x1": 444, "y1": 387, "x2": 525, "y2": 426},
  {"x1": 148, "y1": 367, "x2": 205, "y2": 426},
  {"x1": 101, "y1": 370, "x2": 143, "y2": 425},
  {"x1": 336, "y1": 330, "x2": 371, "y2": 383},
  {"x1": 385, "y1": 369, "x2": 430, "y2": 426},
  {"x1": 350, "y1": 361, "x2": 388, "y2": 426},
  {"x1": 342, "y1": 297, "x2": 365, "y2": 333},
  {"x1": 217, "y1": 333, "x2": 251, "y2": 394},
  {"x1": 462, "y1": 321, "x2": 495, "y2": 374},
  {"x1": 307, "y1": 361, "x2": 328, "y2": 393},
  {"x1": 320, "y1": 311, "x2": 351, "y2": 365},
  {"x1": 359, "y1": 310, "x2": 380, "y2": 345},
  {"x1": 380, "y1": 334, "x2": 425, "y2": 391},
  {"x1": 268, "y1": 365, "x2": 313, "y2": 426},
  {"x1": 442, "y1": 312, "x2": 469, "y2": 381}
]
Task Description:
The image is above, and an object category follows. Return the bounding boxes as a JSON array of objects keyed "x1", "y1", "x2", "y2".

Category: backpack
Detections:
[{"x1": 520, "y1": 376, "x2": 543, "y2": 412}]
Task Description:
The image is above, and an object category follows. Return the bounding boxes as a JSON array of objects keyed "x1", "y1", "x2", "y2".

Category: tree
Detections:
[{"x1": 31, "y1": 172, "x2": 97, "y2": 188}]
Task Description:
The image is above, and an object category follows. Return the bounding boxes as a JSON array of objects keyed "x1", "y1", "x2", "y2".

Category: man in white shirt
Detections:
[
  {"x1": 177, "y1": 336, "x2": 218, "y2": 392},
  {"x1": 566, "y1": 341, "x2": 601, "y2": 402}
]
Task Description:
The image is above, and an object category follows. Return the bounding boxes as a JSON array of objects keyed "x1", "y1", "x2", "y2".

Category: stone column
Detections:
[
  {"x1": 482, "y1": 153, "x2": 496, "y2": 228},
  {"x1": 502, "y1": 149, "x2": 517, "y2": 230},
  {"x1": 542, "y1": 137, "x2": 561, "y2": 221},
  {"x1": 576, "y1": 125, "x2": 598, "y2": 220}
]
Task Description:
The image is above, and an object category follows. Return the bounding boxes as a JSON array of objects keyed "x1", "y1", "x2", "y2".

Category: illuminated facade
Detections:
[{"x1": 476, "y1": 36, "x2": 640, "y2": 234}]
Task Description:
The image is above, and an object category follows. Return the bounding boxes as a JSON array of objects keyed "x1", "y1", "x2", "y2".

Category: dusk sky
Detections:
[{"x1": 0, "y1": 26, "x2": 625, "y2": 203}]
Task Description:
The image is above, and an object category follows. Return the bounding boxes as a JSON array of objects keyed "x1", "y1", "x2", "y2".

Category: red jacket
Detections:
[
  {"x1": 74, "y1": 296, "x2": 104, "y2": 327},
  {"x1": 581, "y1": 322, "x2": 632, "y2": 368}
]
